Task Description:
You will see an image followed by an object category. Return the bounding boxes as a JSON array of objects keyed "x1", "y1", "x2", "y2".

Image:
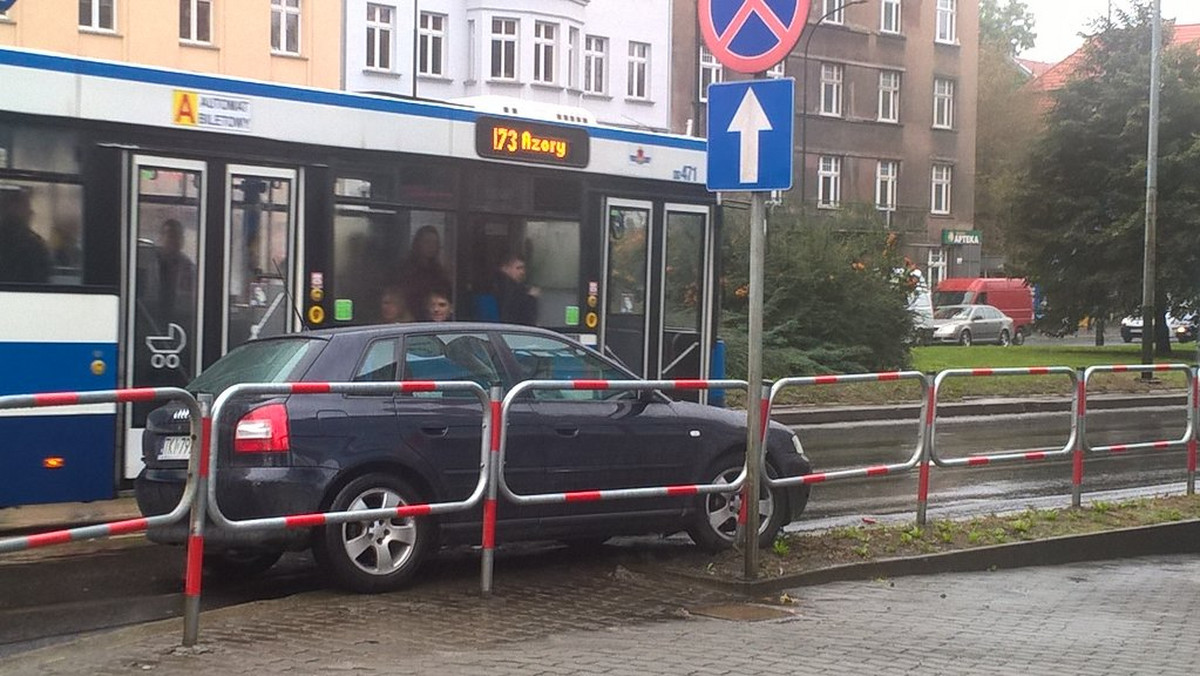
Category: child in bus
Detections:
[
  {"x1": 426, "y1": 288, "x2": 454, "y2": 322},
  {"x1": 379, "y1": 285, "x2": 414, "y2": 323}
]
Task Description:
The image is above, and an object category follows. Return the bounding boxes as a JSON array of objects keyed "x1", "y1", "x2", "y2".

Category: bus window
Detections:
[
  {"x1": 332, "y1": 205, "x2": 455, "y2": 323},
  {"x1": 0, "y1": 181, "x2": 84, "y2": 286}
]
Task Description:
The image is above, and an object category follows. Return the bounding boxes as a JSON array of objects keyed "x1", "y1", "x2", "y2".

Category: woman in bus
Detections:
[{"x1": 400, "y1": 225, "x2": 452, "y2": 321}]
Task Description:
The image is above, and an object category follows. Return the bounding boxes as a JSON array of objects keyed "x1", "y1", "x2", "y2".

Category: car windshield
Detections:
[
  {"x1": 187, "y1": 338, "x2": 324, "y2": 394},
  {"x1": 934, "y1": 291, "x2": 969, "y2": 306},
  {"x1": 933, "y1": 306, "x2": 972, "y2": 320}
]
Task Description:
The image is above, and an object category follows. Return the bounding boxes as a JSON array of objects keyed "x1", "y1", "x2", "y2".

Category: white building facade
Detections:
[{"x1": 342, "y1": 0, "x2": 672, "y2": 131}]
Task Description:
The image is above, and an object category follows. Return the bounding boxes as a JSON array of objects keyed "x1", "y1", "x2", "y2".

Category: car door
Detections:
[
  {"x1": 397, "y1": 330, "x2": 546, "y2": 541},
  {"x1": 496, "y1": 331, "x2": 694, "y2": 529}
]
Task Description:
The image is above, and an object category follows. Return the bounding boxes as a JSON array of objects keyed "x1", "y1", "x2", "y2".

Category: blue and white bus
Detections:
[{"x1": 0, "y1": 47, "x2": 718, "y2": 507}]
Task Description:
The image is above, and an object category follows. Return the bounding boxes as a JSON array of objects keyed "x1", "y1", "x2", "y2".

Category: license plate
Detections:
[{"x1": 157, "y1": 436, "x2": 192, "y2": 461}]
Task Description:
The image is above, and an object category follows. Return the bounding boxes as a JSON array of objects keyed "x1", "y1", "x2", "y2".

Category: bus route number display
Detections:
[{"x1": 475, "y1": 116, "x2": 590, "y2": 168}]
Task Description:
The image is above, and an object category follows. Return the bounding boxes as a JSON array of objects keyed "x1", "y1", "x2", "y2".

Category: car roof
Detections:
[{"x1": 284, "y1": 322, "x2": 570, "y2": 341}]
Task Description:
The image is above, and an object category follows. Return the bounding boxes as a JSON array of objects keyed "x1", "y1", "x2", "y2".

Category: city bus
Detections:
[{"x1": 0, "y1": 47, "x2": 717, "y2": 507}]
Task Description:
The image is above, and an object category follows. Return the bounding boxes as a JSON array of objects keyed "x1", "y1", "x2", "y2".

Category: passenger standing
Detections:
[
  {"x1": 0, "y1": 186, "x2": 51, "y2": 284},
  {"x1": 400, "y1": 225, "x2": 452, "y2": 320},
  {"x1": 156, "y1": 218, "x2": 197, "y2": 328},
  {"x1": 426, "y1": 288, "x2": 454, "y2": 322},
  {"x1": 493, "y1": 255, "x2": 539, "y2": 325},
  {"x1": 379, "y1": 285, "x2": 415, "y2": 323}
]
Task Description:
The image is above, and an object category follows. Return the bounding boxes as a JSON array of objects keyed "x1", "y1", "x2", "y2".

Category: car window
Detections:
[
  {"x1": 187, "y1": 338, "x2": 322, "y2": 394},
  {"x1": 401, "y1": 332, "x2": 502, "y2": 395},
  {"x1": 354, "y1": 339, "x2": 399, "y2": 382},
  {"x1": 500, "y1": 332, "x2": 633, "y2": 401},
  {"x1": 933, "y1": 306, "x2": 971, "y2": 321}
]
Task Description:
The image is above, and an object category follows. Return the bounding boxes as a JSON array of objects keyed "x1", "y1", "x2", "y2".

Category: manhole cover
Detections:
[{"x1": 688, "y1": 604, "x2": 794, "y2": 621}]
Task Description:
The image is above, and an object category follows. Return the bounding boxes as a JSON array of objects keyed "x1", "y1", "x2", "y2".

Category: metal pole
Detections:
[
  {"x1": 1140, "y1": 0, "x2": 1161, "y2": 369},
  {"x1": 182, "y1": 393, "x2": 212, "y2": 647},
  {"x1": 743, "y1": 190, "x2": 766, "y2": 578}
]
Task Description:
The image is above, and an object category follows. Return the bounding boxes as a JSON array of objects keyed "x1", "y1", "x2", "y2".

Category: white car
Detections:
[{"x1": 1120, "y1": 314, "x2": 1184, "y2": 343}]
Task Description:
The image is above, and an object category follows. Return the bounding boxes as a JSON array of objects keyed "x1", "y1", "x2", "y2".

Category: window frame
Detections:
[
  {"x1": 931, "y1": 163, "x2": 953, "y2": 215},
  {"x1": 698, "y1": 45, "x2": 722, "y2": 102},
  {"x1": 936, "y1": 0, "x2": 957, "y2": 45},
  {"x1": 878, "y1": 70, "x2": 900, "y2": 123},
  {"x1": 567, "y1": 26, "x2": 580, "y2": 89},
  {"x1": 490, "y1": 17, "x2": 519, "y2": 82},
  {"x1": 818, "y1": 156, "x2": 842, "y2": 208},
  {"x1": 822, "y1": 0, "x2": 845, "y2": 25},
  {"x1": 270, "y1": 0, "x2": 301, "y2": 56},
  {"x1": 876, "y1": 160, "x2": 898, "y2": 211},
  {"x1": 626, "y1": 41, "x2": 650, "y2": 100},
  {"x1": 418, "y1": 11, "x2": 446, "y2": 77},
  {"x1": 533, "y1": 21, "x2": 557, "y2": 85},
  {"x1": 766, "y1": 61, "x2": 785, "y2": 79},
  {"x1": 819, "y1": 63, "x2": 843, "y2": 117},
  {"x1": 933, "y1": 77, "x2": 955, "y2": 129},
  {"x1": 179, "y1": 0, "x2": 212, "y2": 43},
  {"x1": 880, "y1": 0, "x2": 901, "y2": 34},
  {"x1": 583, "y1": 34, "x2": 608, "y2": 95},
  {"x1": 79, "y1": 0, "x2": 116, "y2": 32},
  {"x1": 365, "y1": 3, "x2": 395, "y2": 72}
]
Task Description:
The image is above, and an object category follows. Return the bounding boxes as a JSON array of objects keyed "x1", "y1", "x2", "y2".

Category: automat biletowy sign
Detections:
[{"x1": 172, "y1": 90, "x2": 254, "y2": 133}]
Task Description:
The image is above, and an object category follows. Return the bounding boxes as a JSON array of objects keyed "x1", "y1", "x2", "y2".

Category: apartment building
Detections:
[
  {"x1": 672, "y1": 0, "x2": 981, "y2": 282},
  {"x1": 0, "y1": 0, "x2": 341, "y2": 88},
  {"x1": 341, "y1": 0, "x2": 673, "y2": 131}
]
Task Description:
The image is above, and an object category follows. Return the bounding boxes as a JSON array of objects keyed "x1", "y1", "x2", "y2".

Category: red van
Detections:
[{"x1": 933, "y1": 278, "x2": 1035, "y2": 343}]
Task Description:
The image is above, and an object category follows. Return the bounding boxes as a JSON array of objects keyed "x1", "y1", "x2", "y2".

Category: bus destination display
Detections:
[{"x1": 475, "y1": 116, "x2": 590, "y2": 168}]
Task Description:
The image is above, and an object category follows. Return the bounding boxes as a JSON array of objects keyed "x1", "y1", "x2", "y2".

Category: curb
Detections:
[{"x1": 666, "y1": 519, "x2": 1200, "y2": 595}]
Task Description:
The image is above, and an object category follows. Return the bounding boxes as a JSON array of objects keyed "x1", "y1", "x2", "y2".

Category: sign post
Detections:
[{"x1": 701, "y1": 0, "x2": 807, "y2": 579}]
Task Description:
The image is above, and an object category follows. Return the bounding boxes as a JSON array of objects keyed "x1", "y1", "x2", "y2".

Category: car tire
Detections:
[
  {"x1": 687, "y1": 456, "x2": 787, "y2": 552},
  {"x1": 959, "y1": 330, "x2": 973, "y2": 347},
  {"x1": 203, "y1": 548, "x2": 283, "y2": 579},
  {"x1": 314, "y1": 473, "x2": 433, "y2": 593},
  {"x1": 999, "y1": 329, "x2": 1011, "y2": 347},
  {"x1": 1013, "y1": 330, "x2": 1026, "y2": 346}
]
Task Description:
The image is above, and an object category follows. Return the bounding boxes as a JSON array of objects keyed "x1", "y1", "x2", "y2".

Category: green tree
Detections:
[
  {"x1": 1007, "y1": 4, "x2": 1200, "y2": 352},
  {"x1": 980, "y1": 0, "x2": 1037, "y2": 55},
  {"x1": 720, "y1": 204, "x2": 914, "y2": 378}
]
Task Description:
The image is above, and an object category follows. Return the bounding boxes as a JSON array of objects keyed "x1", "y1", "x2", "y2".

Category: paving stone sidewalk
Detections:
[{"x1": 5, "y1": 553, "x2": 1199, "y2": 675}]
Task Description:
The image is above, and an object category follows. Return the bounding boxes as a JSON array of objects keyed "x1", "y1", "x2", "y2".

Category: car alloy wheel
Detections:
[
  {"x1": 688, "y1": 460, "x2": 786, "y2": 552},
  {"x1": 315, "y1": 473, "x2": 432, "y2": 593},
  {"x1": 999, "y1": 329, "x2": 1011, "y2": 347},
  {"x1": 959, "y1": 329, "x2": 973, "y2": 347}
]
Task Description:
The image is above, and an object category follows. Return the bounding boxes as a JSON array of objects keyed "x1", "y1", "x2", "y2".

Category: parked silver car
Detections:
[{"x1": 931, "y1": 304, "x2": 1016, "y2": 346}]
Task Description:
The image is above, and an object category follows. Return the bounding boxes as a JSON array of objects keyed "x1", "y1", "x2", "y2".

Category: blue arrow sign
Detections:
[{"x1": 706, "y1": 78, "x2": 794, "y2": 192}]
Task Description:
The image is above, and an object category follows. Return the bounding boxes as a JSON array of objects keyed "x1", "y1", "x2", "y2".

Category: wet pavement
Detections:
[{"x1": 5, "y1": 549, "x2": 1199, "y2": 675}]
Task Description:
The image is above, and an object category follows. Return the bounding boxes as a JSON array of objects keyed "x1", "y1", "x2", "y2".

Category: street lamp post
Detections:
[{"x1": 798, "y1": 0, "x2": 867, "y2": 209}]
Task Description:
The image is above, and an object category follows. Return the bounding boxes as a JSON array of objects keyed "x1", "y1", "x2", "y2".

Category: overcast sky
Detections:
[{"x1": 1020, "y1": 0, "x2": 1200, "y2": 63}]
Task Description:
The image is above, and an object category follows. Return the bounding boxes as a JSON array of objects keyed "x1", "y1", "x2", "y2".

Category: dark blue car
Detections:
[{"x1": 136, "y1": 323, "x2": 811, "y2": 592}]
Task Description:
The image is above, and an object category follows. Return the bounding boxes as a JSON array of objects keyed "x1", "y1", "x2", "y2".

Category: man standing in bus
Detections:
[
  {"x1": 156, "y1": 218, "x2": 196, "y2": 330},
  {"x1": 493, "y1": 255, "x2": 539, "y2": 325},
  {"x1": 0, "y1": 186, "x2": 51, "y2": 284}
]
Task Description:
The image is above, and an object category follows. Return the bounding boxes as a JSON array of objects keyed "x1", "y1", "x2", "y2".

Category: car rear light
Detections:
[{"x1": 234, "y1": 403, "x2": 290, "y2": 454}]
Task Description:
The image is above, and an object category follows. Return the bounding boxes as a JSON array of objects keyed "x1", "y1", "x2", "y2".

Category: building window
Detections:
[
  {"x1": 822, "y1": 0, "x2": 845, "y2": 25},
  {"x1": 933, "y1": 78, "x2": 955, "y2": 129},
  {"x1": 568, "y1": 27, "x2": 580, "y2": 89},
  {"x1": 699, "y1": 46, "x2": 722, "y2": 102},
  {"x1": 931, "y1": 163, "x2": 952, "y2": 214},
  {"x1": 881, "y1": 0, "x2": 901, "y2": 34},
  {"x1": 936, "y1": 0, "x2": 957, "y2": 44},
  {"x1": 180, "y1": 0, "x2": 211, "y2": 42},
  {"x1": 876, "y1": 160, "x2": 898, "y2": 211},
  {"x1": 533, "y1": 22, "x2": 557, "y2": 84},
  {"x1": 584, "y1": 35, "x2": 607, "y2": 95},
  {"x1": 466, "y1": 19, "x2": 476, "y2": 81},
  {"x1": 627, "y1": 41, "x2": 650, "y2": 99},
  {"x1": 818, "y1": 156, "x2": 842, "y2": 208},
  {"x1": 820, "y1": 63, "x2": 843, "y2": 117},
  {"x1": 271, "y1": 0, "x2": 301, "y2": 55},
  {"x1": 766, "y1": 61, "x2": 785, "y2": 79},
  {"x1": 366, "y1": 4, "x2": 394, "y2": 71},
  {"x1": 490, "y1": 18, "x2": 518, "y2": 81},
  {"x1": 878, "y1": 70, "x2": 900, "y2": 123},
  {"x1": 79, "y1": 0, "x2": 116, "y2": 31},
  {"x1": 418, "y1": 12, "x2": 446, "y2": 76}
]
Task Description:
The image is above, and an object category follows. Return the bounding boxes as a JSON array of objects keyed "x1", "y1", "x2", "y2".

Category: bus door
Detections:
[
  {"x1": 221, "y1": 166, "x2": 300, "y2": 353},
  {"x1": 601, "y1": 199, "x2": 653, "y2": 377},
  {"x1": 123, "y1": 156, "x2": 207, "y2": 479},
  {"x1": 658, "y1": 204, "x2": 713, "y2": 401}
]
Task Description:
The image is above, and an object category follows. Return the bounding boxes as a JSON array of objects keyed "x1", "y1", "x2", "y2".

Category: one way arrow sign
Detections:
[{"x1": 706, "y1": 78, "x2": 794, "y2": 193}]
